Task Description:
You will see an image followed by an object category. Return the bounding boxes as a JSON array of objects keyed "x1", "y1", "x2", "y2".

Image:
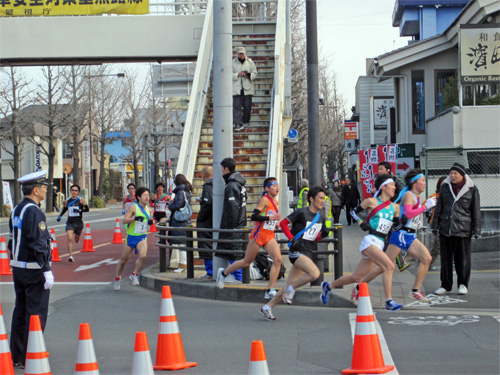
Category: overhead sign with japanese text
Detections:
[
  {"x1": 373, "y1": 97, "x2": 394, "y2": 130},
  {"x1": 344, "y1": 121, "x2": 358, "y2": 140},
  {"x1": 0, "y1": 0, "x2": 149, "y2": 17},
  {"x1": 459, "y1": 24, "x2": 500, "y2": 84}
]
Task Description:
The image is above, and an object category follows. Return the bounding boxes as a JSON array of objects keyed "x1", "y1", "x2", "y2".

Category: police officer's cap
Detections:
[{"x1": 18, "y1": 170, "x2": 49, "y2": 187}]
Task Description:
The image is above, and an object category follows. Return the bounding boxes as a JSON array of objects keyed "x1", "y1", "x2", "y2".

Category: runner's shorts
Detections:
[
  {"x1": 389, "y1": 230, "x2": 417, "y2": 252},
  {"x1": 250, "y1": 226, "x2": 275, "y2": 247},
  {"x1": 127, "y1": 235, "x2": 147, "y2": 250},
  {"x1": 288, "y1": 249, "x2": 313, "y2": 265},
  {"x1": 65, "y1": 221, "x2": 84, "y2": 236},
  {"x1": 359, "y1": 235, "x2": 385, "y2": 259}
]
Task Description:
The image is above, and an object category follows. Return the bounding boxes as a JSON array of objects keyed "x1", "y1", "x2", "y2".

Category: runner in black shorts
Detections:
[
  {"x1": 57, "y1": 184, "x2": 89, "y2": 262},
  {"x1": 260, "y1": 186, "x2": 330, "y2": 320}
]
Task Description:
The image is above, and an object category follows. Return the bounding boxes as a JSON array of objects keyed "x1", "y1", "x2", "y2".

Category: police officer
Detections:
[{"x1": 8, "y1": 170, "x2": 54, "y2": 368}]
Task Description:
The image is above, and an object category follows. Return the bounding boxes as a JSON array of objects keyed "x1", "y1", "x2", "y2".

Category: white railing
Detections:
[
  {"x1": 266, "y1": 0, "x2": 286, "y2": 178},
  {"x1": 175, "y1": 0, "x2": 213, "y2": 181}
]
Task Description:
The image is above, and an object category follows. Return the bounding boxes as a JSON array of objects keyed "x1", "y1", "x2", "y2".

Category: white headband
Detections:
[{"x1": 374, "y1": 178, "x2": 394, "y2": 198}]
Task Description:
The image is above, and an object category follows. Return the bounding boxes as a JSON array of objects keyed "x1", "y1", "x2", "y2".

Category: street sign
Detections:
[
  {"x1": 63, "y1": 164, "x2": 72, "y2": 174},
  {"x1": 288, "y1": 138, "x2": 298, "y2": 143},
  {"x1": 288, "y1": 128, "x2": 298, "y2": 139},
  {"x1": 344, "y1": 121, "x2": 358, "y2": 140},
  {"x1": 396, "y1": 143, "x2": 415, "y2": 175},
  {"x1": 345, "y1": 140, "x2": 356, "y2": 151}
]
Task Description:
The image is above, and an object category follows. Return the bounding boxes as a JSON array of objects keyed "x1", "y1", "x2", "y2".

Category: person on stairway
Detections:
[{"x1": 232, "y1": 46, "x2": 257, "y2": 131}]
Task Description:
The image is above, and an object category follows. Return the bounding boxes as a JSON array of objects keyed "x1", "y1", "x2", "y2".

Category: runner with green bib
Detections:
[{"x1": 113, "y1": 187, "x2": 153, "y2": 291}]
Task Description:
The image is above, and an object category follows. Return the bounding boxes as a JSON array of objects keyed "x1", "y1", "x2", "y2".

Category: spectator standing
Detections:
[
  {"x1": 297, "y1": 179, "x2": 309, "y2": 209},
  {"x1": 196, "y1": 166, "x2": 214, "y2": 279},
  {"x1": 232, "y1": 46, "x2": 257, "y2": 131},
  {"x1": 52, "y1": 186, "x2": 60, "y2": 212},
  {"x1": 168, "y1": 174, "x2": 193, "y2": 273},
  {"x1": 341, "y1": 177, "x2": 361, "y2": 225},
  {"x1": 217, "y1": 157, "x2": 247, "y2": 282},
  {"x1": 432, "y1": 163, "x2": 481, "y2": 295},
  {"x1": 9, "y1": 170, "x2": 53, "y2": 368},
  {"x1": 330, "y1": 180, "x2": 343, "y2": 224}
]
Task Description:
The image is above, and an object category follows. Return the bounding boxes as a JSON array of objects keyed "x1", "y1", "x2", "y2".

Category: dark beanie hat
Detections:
[{"x1": 450, "y1": 162, "x2": 466, "y2": 177}]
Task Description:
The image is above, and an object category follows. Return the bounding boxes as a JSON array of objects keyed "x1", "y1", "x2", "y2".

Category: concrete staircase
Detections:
[{"x1": 191, "y1": 31, "x2": 276, "y2": 217}]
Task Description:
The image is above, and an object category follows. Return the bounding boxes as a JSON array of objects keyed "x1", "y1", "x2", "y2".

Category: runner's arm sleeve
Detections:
[
  {"x1": 250, "y1": 209, "x2": 269, "y2": 222},
  {"x1": 279, "y1": 218, "x2": 293, "y2": 240},
  {"x1": 403, "y1": 204, "x2": 426, "y2": 219},
  {"x1": 81, "y1": 204, "x2": 89, "y2": 212},
  {"x1": 350, "y1": 205, "x2": 364, "y2": 222}
]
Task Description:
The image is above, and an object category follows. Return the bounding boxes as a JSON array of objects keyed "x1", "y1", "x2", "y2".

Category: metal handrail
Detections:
[{"x1": 154, "y1": 223, "x2": 344, "y2": 284}]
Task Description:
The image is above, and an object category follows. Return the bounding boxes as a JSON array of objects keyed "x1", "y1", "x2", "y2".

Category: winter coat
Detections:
[
  {"x1": 168, "y1": 184, "x2": 192, "y2": 245},
  {"x1": 232, "y1": 57, "x2": 257, "y2": 96},
  {"x1": 341, "y1": 183, "x2": 361, "y2": 207},
  {"x1": 196, "y1": 179, "x2": 213, "y2": 258},
  {"x1": 431, "y1": 175, "x2": 481, "y2": 238},
  {"x1": 217, "y1": 172, "x2": 247, "y2": 259},
  {"x1": 330, "y1": 188, "x2": 343, "y2": 207}
]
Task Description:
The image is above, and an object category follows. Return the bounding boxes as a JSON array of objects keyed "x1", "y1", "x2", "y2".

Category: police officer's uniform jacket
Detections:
[{"x1": 9, "y1": 197, "x2": 52, "y2": 271}]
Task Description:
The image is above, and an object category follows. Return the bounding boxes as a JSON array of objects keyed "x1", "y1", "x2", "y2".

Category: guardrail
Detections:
[{"x1": 155, "y1": 224, "x2": 344, "y2": 284}]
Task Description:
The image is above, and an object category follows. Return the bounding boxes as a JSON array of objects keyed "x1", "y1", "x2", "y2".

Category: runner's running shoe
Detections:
[
  {"x1": 113, "y1": 279, "x2": 120, "y2": 291},
  {"x1": 283, "y1": 286, "x2": 295, "y2": 305},
  {"x1": 129, "y1": 274, "x2": 140, "y2": 286},
  {"x1": 216, "y1": 268, "x2": 226, "y2": 289},
  {"x1": 320, "y1": 281, "x2": 330, "y2": 304},
  {"x1": 385, "y1": 299, "x2": 402, "y2": 311},
  {"x1": 351, "y1": 285, "x2": 359, "y2": 307},
  {"x1": 68, "y1": 256, "x2": 74, "y2": 263},
  {"x1": 264, "y1": 289, "x2": 276, "y2": 300},
  {"x1": 260, "y1": 306, "x2": 276, "y2": 321},
  {"x1": 409, "y1": 290, "x2": 430, "y2": 302}
]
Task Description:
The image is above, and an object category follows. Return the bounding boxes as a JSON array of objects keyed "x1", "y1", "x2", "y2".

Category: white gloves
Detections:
[
  {"x1": 43, "y1": 271, "x2": 54, "y2": 290},
  {"x1": 425, "y1": 197, "x2": 437, "y2": 210}
]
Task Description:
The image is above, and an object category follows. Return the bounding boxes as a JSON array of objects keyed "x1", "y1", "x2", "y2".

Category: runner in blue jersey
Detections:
[{"x1": 320, "y1": 174, "x2": 402, "y2": 310}]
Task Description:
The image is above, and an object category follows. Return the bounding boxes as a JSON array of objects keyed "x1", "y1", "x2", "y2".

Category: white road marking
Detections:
[
  {"x1": 349, "y1": 312, "x2": 399, "y2": 375},
  {"x1": 74, "y1": 258, "x2": 119, "y2": 272}
]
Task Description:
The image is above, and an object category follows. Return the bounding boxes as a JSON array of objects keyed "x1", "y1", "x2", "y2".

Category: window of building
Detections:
[
  {"x1": 411, "y1": 70, "x2": 425, "y2": 134},
  {"x1": 462, "y1": 84, "x2": 500, "y2": 106},
  {"x1": 435, "y1": 70, "x2": 456, "y2": 113}
]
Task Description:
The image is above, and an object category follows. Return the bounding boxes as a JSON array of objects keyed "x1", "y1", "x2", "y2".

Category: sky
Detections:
[{"x1": 316, "y1": 0, "x2": 410, "y2": 111}]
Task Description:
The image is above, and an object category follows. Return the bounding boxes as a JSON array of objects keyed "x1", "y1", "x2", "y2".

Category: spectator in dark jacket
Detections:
[
  {"x1": 341, "y1": 177, "x2": 361, "y2": 225},
  {"x1": 196, "y1": 166, "x2": 214, "y2": 278},
  {"x1": 168, "y1": 174, "x2": 192, "y2": 273},
  {"x1": 432, "y1": 163, "x2": 481, "y2": 296},
  {"x1": 217, "y1": 157, "x2": 247, "y2": 282}
]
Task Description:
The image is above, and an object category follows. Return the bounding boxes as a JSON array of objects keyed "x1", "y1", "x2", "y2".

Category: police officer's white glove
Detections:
[
  {"x1": 424, "y1": 197, "x2": 437, "y2": 210},
  {"x1": 43, "y1": 271, "x2": 54, "y2": 290}
]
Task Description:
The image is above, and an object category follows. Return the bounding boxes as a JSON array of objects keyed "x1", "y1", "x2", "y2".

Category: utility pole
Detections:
[
  {"x1": 306, "y1": 0, "x2": 321, "y2": 187},
  {"x1": 212, "y1": 0, "x2": 233, "y2": 272}
]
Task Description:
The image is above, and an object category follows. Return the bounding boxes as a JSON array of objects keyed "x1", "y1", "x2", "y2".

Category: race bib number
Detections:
[
  {"x1": 134, "y1": 221, "x2": 147, "y2": 234},
  {"x1": 376, "y1": 218, "x2": 393, "y2": 234},
  {"x1": 156, "y1": 201, "x2": 166, "y2": 212},
  {"x1": 302, "y1": 222, "x2": 322, "y2": 241},
  {"x1": 407, "y1": 215, "x2": 421, "y2": 230},
  {"x1": 263, "y1": 220, "x2": 277, "y2": 231},
  {"x1": 68, "y1": 206, "x2": 80, "y2": 217}
]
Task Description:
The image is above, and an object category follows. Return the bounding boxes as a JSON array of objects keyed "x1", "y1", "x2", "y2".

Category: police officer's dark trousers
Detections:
[{"x1": 10, "y1": 268, "x2": 50, "y2": 364}]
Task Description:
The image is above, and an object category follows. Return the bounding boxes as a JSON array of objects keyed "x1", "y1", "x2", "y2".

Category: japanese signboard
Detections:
[
  {"x1": 344, "y1": 121, "x2": 358, "y2": 140},
  {"x1": 373, "y1": 98, "x2": 394, "y2": 130},
  {"x1": 378, "y1": 144, "x2": 397, "y2": 174},
  {"x1": 2, "y1": 181, "x2": 13, "y2": 212},
  {"x1": 0, "y1": 0, "x2": 149, "y2": 17},
  {"x1": 83, "y1": 141, "x2": 91, "y2": 176},
  {"x1": 358, "y1": 144, "x2": 399, "y2": 199},
  {"x1": 459, "y1": 24, "x2": 500, "y2": 84}
]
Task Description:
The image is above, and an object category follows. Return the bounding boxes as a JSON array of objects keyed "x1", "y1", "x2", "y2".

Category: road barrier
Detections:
[{"x1": 155, "y1": 224, "x2": 343, "y2": 284}]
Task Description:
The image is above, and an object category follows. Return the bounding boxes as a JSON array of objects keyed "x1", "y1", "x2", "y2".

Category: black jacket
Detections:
[
  {"x1": 196, "y1": 178, "x2": 213, "y2": 258},
  {"x1": 217, "y1": 172, "x2": 247, "y2": 258},
  {"x1": 168, "y1": 184, "x2": 192, "y2": 244},
  {"x1": 341, "y1": 183, "x2": 361, "y2": 207},
  {"x1": 431, "y1": 175, "x2": 481, "y2": 238}
]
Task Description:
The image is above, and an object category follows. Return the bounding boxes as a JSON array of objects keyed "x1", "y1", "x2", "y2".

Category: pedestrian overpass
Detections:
[{"x1": 0, "y1": 0, "x2": 292, "y2": 214}]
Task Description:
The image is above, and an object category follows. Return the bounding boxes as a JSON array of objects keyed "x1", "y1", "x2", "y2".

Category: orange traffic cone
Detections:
[
  {"x1": 75, "y1": 323, "x2": 99, "y2": 375},
  {"x1": 248, "y1": 340, "x2": 270, "y2": 375},
  {"x1": 131, "y1": 332, "x2": 154, "y2": 375},
  {"x1": 81, "y1": 223, "x2": 95, "y2": 252},
  {"x1": 153, "y1": 285, "x2": 197, "y2": 370},
  {"x1": 24, "y1": 315, "x2": 51, "y2": 375},
  {"x1": 111, "y1": 218, "x2": 124, "y2": 244},
  {"x1": 342, "y1": 283, "x2": 394, "y2": 374},
  {"x1": 50, "y1": 229, "x2": 61, "y2": 262},
  {"x1": 149, "y1": 221, "x2": 157, "y2": 233},
  {"x1": 0, "y1": 303, "x2": 14, "y2": 375},
  {"x1": 0, "y1": 237, "x2": 12, "y2": 275}
]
